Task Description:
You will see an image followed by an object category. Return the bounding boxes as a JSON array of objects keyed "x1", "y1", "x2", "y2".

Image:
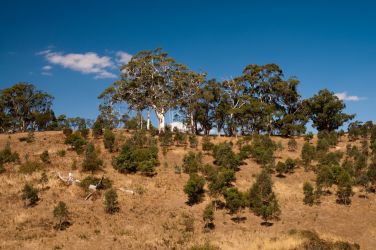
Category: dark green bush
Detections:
[
  {"x1": 21, "y1": 184, "x2": 39, "y2": 206},
  {"x1": 301, "y1": 142, "x2": 316, "y2": 168},
  {"x1": 82, "y1": 143, "x2": 103, "y2": 173},
  {"x1": 79, "y1": 176, "x2": 112, "y2": 192},
  {"x1": 250, "y1": 135, "x2": 276, "y2": 167},
  {"x1": 92, "y1": 117, "x2": 104, "y2": 138},
  {"x1": 182, "y1": 151, "x2": 202, "y2": 174},
  {"x1": 0, "y1": 163, "x2": 5, "y2": 174},
  {"x1": 203, "y1": 203, "x2": 214, "y2": 229},
  {"x1": 174, "y1": 130, "x2": 187, "y2": 146},
  {"x1": 40, "y1": 150, "x2": 50, "y2": 163},
  {"x1": 189, "y1": 135, "x2": 198, "y2": 148},
  {"x1": 303, "y1": 182, "x2": 315, "y2": 205},
  {"x1": 0, "y1": 143, "x2": 19, "y2": 164},
  {"x1": 184, "y1": 173, "x2": 205, "y2": 205},
  {"x1": 212, "y1": 142, "x2": 240, "y2": 170},
  {"x1": 103, "y1": 129, "x2": 115, "y2": 152},
  {"x1": 288, "y1": 138, "x2": 298, "y2": 152},
  {"x1": 202, "y1": 136, "x2": 214, "y2": 152},
  {"x1": 104, "y1": 188, "x2": 120, "y2": 214},
  {"x1": 53, "y1": 201, "x2": 70, "y2": 230},
  {"x1": 63, "y1": 128, "x2": 73, "y2": 137},
  {"x1": 64, "y1": 132, "x2": 87, "y2": 154}
]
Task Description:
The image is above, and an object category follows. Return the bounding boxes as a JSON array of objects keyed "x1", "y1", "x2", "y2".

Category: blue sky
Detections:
[{"x1": 1, "y1": 0, "x2": 375, "y2": 126}]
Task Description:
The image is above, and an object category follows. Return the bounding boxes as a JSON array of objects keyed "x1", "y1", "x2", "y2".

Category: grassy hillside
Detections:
[{"x1": 0, "y1": 130, "x2": 372, "y2": 250}]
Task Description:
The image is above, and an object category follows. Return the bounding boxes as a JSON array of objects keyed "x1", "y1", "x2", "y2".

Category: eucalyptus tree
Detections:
[
  {"x1": 304, "y1": 89, "x2": 355, "y2": 132},
  {"x1": 0, "y1": 83, "x2": 54, "y2": 132},
  {"x1": 103, "y1": 48, "x2": 188, "y2": 133}
]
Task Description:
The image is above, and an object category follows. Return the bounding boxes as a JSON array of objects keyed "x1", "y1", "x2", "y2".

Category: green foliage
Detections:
[
  {"x1": 303, "y1": 182, "x2": 315, "y2": 205},
  {"x1": 287, "y1": 138, "x2": 298, "y2": 152},
  {"x1": 39, "y1": 172, "x2": 48, "y2": 187},
  {"x1": 189, "y1": 243, "x2": 220, "y2": 250},
  {"x1": 0, "y1": 163, "x2": 4, "y2": 174},
  {"x1": 224, "y1": 187, "x2": 245, "y2": 216},
  {"x1": 208, "y1": 168, "x2": 236, "y2": 198},
  {"x1": 275, "y1": 161, "x2": 287, "y2": 177},
  {"x1": 159, "y1": 130, "x2": 173, "y2": 147},
  {"x1": 92, "y1": 117, "x2": 104, "y2": 138},
  {"x1": 174, "y1": 130, "x2": 187, "y2": 146},
  {"x1": 336, "y1": 171, "x2": 353, "y2": 205},
  {"x1": 182, "y1": 151, "x2": 202, "y2": 174},
  {"x1": 305, "y1": 89, "x2": 354, "y2": 131},
  {"x1": 82, "y1": 143, "x2": 103, "y2": 173},
  {"x1": 53, "y1": 201, "x2": 69, "y2": 230},
  {"x1": 202, "y1": 136, "x2": 214, "y2": 152},
  {"x1": 188, "y1": 134, "x2": 198, "y2": 148},
  {"x1": 238, "y1": 144, "x2": 252, "y2": 160},
  {"x1": 79, "y1": 176, "x2": 112, "y2": 192},
  {"x1": 301, "y1": 142, "x2": 316, "y2": 168},
  {"x1": 21, "y1": 184, "x2": 39, "y2": 206},
  {"x1": 248, "y1": 170, "x2": 280, "y2": 222},
  {"x1": 104, "y1": 188, "x2": 120, "y2": 214},
  {"x1": 79, "y1": 128, "x2": 90, "y2": 139},
  {"x1": 64, "y1": 132, "x2": 87, "y2": 154},
  {"x1": 317, "y1": 130, "x2": 338, "y2": 147},
  {"x1": 19, "y1": 160, "x2": 42, "y2": 174},
  {"x1": 40, "y1": 150, "x2": 50, "y2": 163},
  {"x1": 63, "y1": 128, "x2": 73, "y2": 137},
  {"x1": 304, "y1": 132, "x2": 314, "y2": 142},
  {"x1": 212, "y1": 142, "x2": 240, "y2": 170},
  {"x1": 184, "y1": 173, "x2": 205, "y2": 205},
  {"x1": 19, "y1": 131, "x2": 35, "y2": 143},
  {"x1": 112, "y1": 131, "x2": 158, "y2": 174},
  {"x1": 0, "y1": 142, "x2": 19, "y2": 164},
  {"x1": 249, "y1": 135, "x2": 276, "y2": 167},
  {"x1": 202, "y1": 203, "x2": 214, "y2": 229},
  {"x1": 57, "y1": 149, "x2": 66, "y2": 157},
  {"x1": 103, "y1": 129, "x2": 115, "y2": 152}
]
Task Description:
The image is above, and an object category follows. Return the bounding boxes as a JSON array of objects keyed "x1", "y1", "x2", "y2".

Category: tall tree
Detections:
[
  {"x1": 0, "y1": 83, "x2": 54, "y2": 132},
  {"x1": 304, "y1": 89, "x2": 355, "y2": 132}
]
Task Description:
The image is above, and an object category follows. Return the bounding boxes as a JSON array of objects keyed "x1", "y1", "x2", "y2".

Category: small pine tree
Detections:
[
  {"x1": 301, "y1": 142, "x2": 316, "y2": 170},
  {"x1": 275, "y1": 162, "x2": 287, "y2": 177},
  {"x1": 189, "y1": 134, "x2": 198, "y2": 148},
  {"x1": 203, "y1": 203, "x2": 214, "y2": 230},
  {"x1": 82, "y1": 143, "x2": 103, "y2": 173},
  {"x1": 53, "y1": 201, "x2": 70, "y2": 230},
  {"x1": 303, "y1": 182, "x2": 315, "y2": 205},
  {"x1": 182, "y1": 151, "x2": 202, "y2": 174},
  {"x1": 288, "y1": 138, "x2": 298, "y2": 152},
  {"x1": 202, "y1": 136, "x2": 214, "y2": 152},
  {"x1": 92, "y1": 117, "x2": 104, "y2": 138},
  {"x1": 248, "y1": 170, "x2": 280, "y2": 224},
  {"x1": 21, "y1": 184, "x2": 39, "y2": 206},
  {"x1": 224, "y1": 187, "x2": 244, "y2": 222},
  {"x1": 184, "y1": 174, "x2": 205, "y2": 205},
  {"x1": 336, "y1": 171, "x2": 353, "y2": 205},
  {"x1": 40, "y1": 150, "x2": 50, "y2": 163},
  {"x1": 103, "y1": 129, "x2": 115, "y2": 152},
  {"x1": 104, "y1": 188, "x2": 120, "y2": 214},
  {"x1": 65, "y1": 132, "x2": 87, "y2": 154}
]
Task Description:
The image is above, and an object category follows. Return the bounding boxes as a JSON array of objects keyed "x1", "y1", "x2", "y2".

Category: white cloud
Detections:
[
  {"x1": 42, "y1": 65, "x2": 52, "y2": 71},
  {"x1": 40, "y1": 50, "x2": 116, "y2": 79},
  {"x1": 41, "y1": 71, "x2": 52, "y2": 76},
  {"x1": 116, "y1": 51, "x2": 132, "y2": 65},
  {"x1": 335, "y1": 92, "x2": 366, "y2": 101}
]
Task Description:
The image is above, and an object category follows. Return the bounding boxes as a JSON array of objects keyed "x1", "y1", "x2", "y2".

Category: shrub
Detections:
[
  {"x1": 21, "y1": 184, "x2": 39, "y2": 206},
  {"x1": 304, "y1": 132, "x2": 314, "y2": 142},
  {"x1": 208, "y1": 168, "x2": 236, "y2": 198},
  {"x1": 19, "y1": 131, "x2": 35, "y2": 143},
  {"x1": 224, "y1": 187, "x2": 245, "y2": 221},
  {"x1": 184, "y1": 173, "x2": 205, "y2": 205},
  {"x1": 317, "y1": 130, "x2": 338, "y2": 147},
  {"x1": 92, "y1": 117, "x2": 104, "y2": 138},
  {"x1": 65, "y1": 132, "x2": 87, "y2": 154},
  {"x1": 103, "y1": 129, "x2": 115, "y2": 152},
  {"x1": 238, "y1": 144, "x2": 252, "y2": 160},
  {"x1": 0, "y1": 143, "x2": 20, "y2": 164},
  {"x1": 104, "y1": 188, "x2": 120, "y2": 214},
  {"x1": 57, "y1": 149, "x2": 66, "y2": 157},
  {"x1": 336, "y1": 171, "x2": 353, "y2": 205},
  {"x1": 159, "y1": 130, "x2": 173, "y2": 147},
  {"x1": 189, "y1": 135, "x2": 198, "y2": 148},
  {"x1": 285, "y1": 158, "x2": 297, "y2": 173},
  {"x1": 212, "y1": 142, "x2": 240, "y2": 170},
  {"x1": 79, "y1": 128, "x2": 90, "y2": 139},
  {"x1": 275, "y1": 162, "x2": 287, "y2": 177},
  {"x1": 202, "y1": 203, "x2": 214, "y2": 230},
  {"x1": 288, "y1": 138, "x2": 298, "y2": 152},
  {"x1": 82, "y1": 143, "x2": 103, "y2": 173},
  {"x1": 174, "y1": 130, "x2": 187, "y2": 146},
  {"x1": 201, "y1": 164, "x2": 217, "y2": 181},
  {"x1": 112, "y1": 132, "x2": 159, "y2": 174},
  {"x1": 53, "y1": 201, "x2": 70, "y2": 230},
  {"x1": 138, "y1": 160, "x2": 156, "y2": 176},
  {"x1": 79, "y1": 176, "x2": 112, "y2": 192},
  {"x1": 248, "y1": 169, "x2": 280, "y2": 223},
  {"x1": 19, "y1": 161, "x2": 42, "y2": 174},
  {"x1": 182, "y1": 151, "x2": 202, "y2": 174},
  {"x1": 0, "y1": 163, "x2": 4, "y2": 174},
  {"x1": 250, "y1": 135, "x2": 276, "y2": 167},
  {"x1": 301, "y1": 142, "x2": 316, "y2": 169},
  {"x1": 189, "y1": 243, "x2": 219, "y2": 250},
  {"x1": 40, "y1": 150, "x2": 50, "y2": 163},
  {"x1": 62, "y1": 127, "x2": 73, "y2": 137},
  {"x1": 202, "y1": 136, "x2": 214, "y2": 152},
  {"x1": 303, "y1": 182, "x2": 315, "y2": 205}
]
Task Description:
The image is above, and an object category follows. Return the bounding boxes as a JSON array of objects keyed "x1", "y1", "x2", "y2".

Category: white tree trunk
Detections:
[
  {"x1": 190, "y1": 112, "x2": 195, "y2": 134},
  {"x1": 156, "y1": 109, "x2": 165, "y2": 133},
  {"x1": 146, "y1": 111, "x2": 151, "y2": 130}
]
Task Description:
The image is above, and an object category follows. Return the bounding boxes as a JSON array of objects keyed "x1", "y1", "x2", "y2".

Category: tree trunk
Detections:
[
  {"x1": 156, "y1": 109, "x2": 165, "y2": 133},
  {"x1": 146, "y1": 111, "x2": 151, "y2": 130},
  {"x1": 190, "y1": 112, "x2": 195, "y2": 134}
]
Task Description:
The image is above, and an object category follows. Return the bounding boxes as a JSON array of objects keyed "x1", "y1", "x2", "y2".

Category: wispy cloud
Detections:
[
  {"x1": 42, "y1": 65, "x2": 52, "y2": 71},
  {"x1": 39, "y1": 50, "x2": 117, "y2": 79},
  {"x1": 335, "y1": 92, "x2": 366, "y2": 101},
  {"x1": 116, "y1": 51, "x2": 132, "y2": 65}
]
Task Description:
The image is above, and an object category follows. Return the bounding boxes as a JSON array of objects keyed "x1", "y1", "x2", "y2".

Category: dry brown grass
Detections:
[{"x1": 0, "y1": 131, "x2": 372, "y2": 249}]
